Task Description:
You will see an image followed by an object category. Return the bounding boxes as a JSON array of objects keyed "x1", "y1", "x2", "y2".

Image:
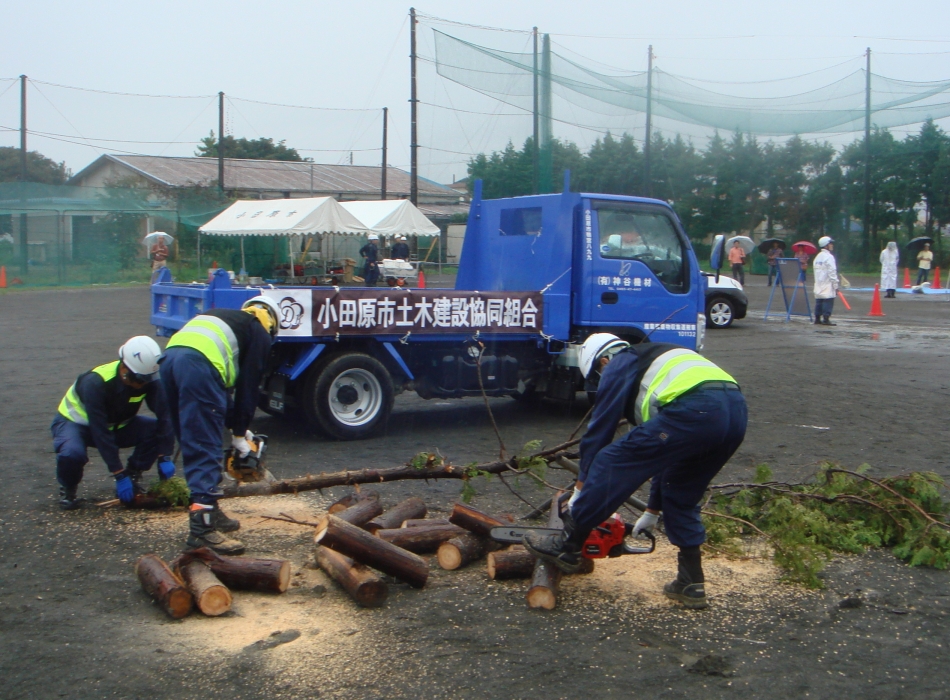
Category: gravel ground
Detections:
[{"x1": 1, "y1": 277, "x2": 949, "y2": 699}]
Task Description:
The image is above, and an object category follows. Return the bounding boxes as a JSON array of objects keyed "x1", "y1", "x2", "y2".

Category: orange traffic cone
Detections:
[
  {"x1": 934, "y1": 266, "x2": 941, "y2": 289},
  {"x1": 903, "y1": 267, "x2": 911, "y2": 288},
  {"x1": 417, "y1": 267, "x2": 426, "y2": 289},
  {"x1": 0, "y1": 265, "x2": 6, "y2": 289},
  {"x1": 869, "y1": 284, "x2": 885, "y2": 317}
]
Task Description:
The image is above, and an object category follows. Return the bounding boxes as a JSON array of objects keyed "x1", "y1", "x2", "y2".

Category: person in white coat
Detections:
[
  {"x1": 880, "y1": 241, "x2": 899, "y2": 298},
  {"x1": 813, "y1": 236, "x2": 839, "y2": 326}
]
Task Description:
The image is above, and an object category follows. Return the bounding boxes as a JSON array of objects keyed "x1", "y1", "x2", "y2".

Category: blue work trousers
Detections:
[
  {"x1": 573, "y1": 387, "x2": 748, "y2": 548},
  {"x1": 51, "y1": 414, "x2": 161, "y2": 490},
  {"x1": 815, "y1": 297, "x2": 835, "y2": 319},
  {"x1": 160, "y1": 347, "x2": 228, "y2": 505}
]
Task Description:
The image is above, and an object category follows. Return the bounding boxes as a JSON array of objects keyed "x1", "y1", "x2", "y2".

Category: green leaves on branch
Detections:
[
  {"x1": 703, "y1": 464, "x2": 950, "y2": 588},
  {"x1": 147, "y1": 477, "x2": 190, "y2": 507}
]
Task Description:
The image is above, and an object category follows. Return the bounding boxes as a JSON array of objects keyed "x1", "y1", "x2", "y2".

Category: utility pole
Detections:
[
  {"x1": 381, "y1": 107, "x2": 388, "y2": 199},
  {"x1": 218, "y1": 92, "x2": 225, "y2": 192},
  {"x1": 533, "y1": 27, "x2": 539, "y2": 195},
  {"x1": 863, "y1": 48, "x2": 872, "y2": 263},
  {"x1": 409, "y1": 7, "x2": 419, "y2": 205},
  {"x1": 644, "y1": 46, "x2": 654, "y2": 198},
  {"x1": 19, "y1": 74, "x2": 28, "y2": 275}
]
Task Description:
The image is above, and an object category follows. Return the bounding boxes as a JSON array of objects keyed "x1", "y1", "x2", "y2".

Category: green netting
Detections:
[{"x1": 434, "y1": 30, "x2": 950, "y2": 136}]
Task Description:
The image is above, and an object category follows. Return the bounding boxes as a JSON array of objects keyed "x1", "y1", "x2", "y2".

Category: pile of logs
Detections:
[
  {"x1": 135, "y1": 547, "x2": 290, "y2": 619},
  {"x1": 314, "y1": 491, "x2": 591, "y2": 610}
]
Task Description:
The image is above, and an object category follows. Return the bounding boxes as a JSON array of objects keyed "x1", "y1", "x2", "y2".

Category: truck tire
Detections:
[
  {"x1": 302, "y1": 353, "x2": 394, "y2": 440},
  {"x1": 705, "y1": 296, "x2": 735, "y2": 329}
]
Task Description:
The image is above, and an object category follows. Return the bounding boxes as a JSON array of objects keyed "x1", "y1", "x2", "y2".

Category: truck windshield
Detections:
[{"x1": 595, "y1": 204, "x2": 687, "y2": 293}]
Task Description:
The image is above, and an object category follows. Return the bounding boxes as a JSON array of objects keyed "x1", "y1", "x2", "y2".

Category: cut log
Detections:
[
  {"x1": 178, "y1": 560, "x2": 232, "y2": 616},
  {"x1": 365, "y1": 497, "x2": 427, "y2": 533},
  {"x1": 402, "y1": 518, "x2": 449, "y2": 528},
  {"x1": 448, "y1": 502, "x2": 506, "y2": 537},
  {"x1": 335, "y1": 498, "x2": 384, "y2": 528},
  {"x1": 135, "y1": 554, "x2": 193, "y2": 619},
  {"x1": 487, "y1": 545, "x2": 536, "y2": 580},
  {"x1": 376, "y1": 522, "x2": 467, "y2": 553},
  {"x1": 171, "y1": 548, "x2": 291, "y2": 593},
  {"x1": 437, "y1": 533, "x2": 486, "y2": 571},
  {"x1": 327, "y1": 490, "x2": 380, "y2": 514},
  {"x1": 315, "y1": 514, "x2": 429, "y2": 588},
  {"x1": 527, "y1": 495, "x2": 564, "y2": 610},
  {"x1": 314, "y1": 545, "x2": 388, "y2": 608}
]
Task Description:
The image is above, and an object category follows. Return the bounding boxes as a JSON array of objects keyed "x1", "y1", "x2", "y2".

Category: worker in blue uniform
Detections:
[
  {"x1": 160, "y1": 296, "x2": 278, "y2": 554},
  {"x1": 359, "y1": 233, "x2": 380, "y2": 287},
  {"x1": 525, "y1": 334, "x2": 747, "y2": 609},
  {"x1": 391, "y1": 236, "x2": 410, "y2": 261},
  {"x1": 52, "y1": 336, "x2": 175, "y2": 510}
]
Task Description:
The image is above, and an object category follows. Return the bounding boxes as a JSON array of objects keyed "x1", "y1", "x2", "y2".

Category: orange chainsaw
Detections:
[
  {"x1": 490, "y1": 512, "x2": 655, "y2": 559},
  {"x1": 224, "y1": 434, "x2": 268, "y2": 482}
]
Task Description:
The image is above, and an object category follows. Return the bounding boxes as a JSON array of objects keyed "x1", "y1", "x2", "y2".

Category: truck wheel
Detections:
[
  {"x1": 705, "y1": 296, "x2": 735, "y2": 329},
  {"x1": 302, "y1": 353, "x2": 394, "y2": 440}
]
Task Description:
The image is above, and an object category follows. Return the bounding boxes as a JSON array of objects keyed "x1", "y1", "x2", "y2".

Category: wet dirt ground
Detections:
[{"x1": 2, "y1": 275, "x2": 949, "y2": 699}]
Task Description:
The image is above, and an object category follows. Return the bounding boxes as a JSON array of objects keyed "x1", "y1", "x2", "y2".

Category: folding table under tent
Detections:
[{"x1": 198, "y1": 197, "x2": 369, "y2": 281}]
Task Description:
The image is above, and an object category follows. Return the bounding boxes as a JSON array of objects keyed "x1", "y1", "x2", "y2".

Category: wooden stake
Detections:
[
  {"x1": 314, "y1": 545, "x2": 388, "y2": 608},
  {"x1": 135, "y1": 554, "x2": 193, "y2": 619},
  {"x1": 437, "y1": 533, "x2": 486, "y2": 570},
  {"x1": 315, "y1": 514, "x2": 429, "y2": 588},
  {"x1": 375, "y1": 522, "x2": 467, "y2": 553},
  {"x1": 365, "y1": 497, "x2": 427, "y2": 533},
  {"x1": 178, "y1": 560, "x2": 232, "y2": 616}
]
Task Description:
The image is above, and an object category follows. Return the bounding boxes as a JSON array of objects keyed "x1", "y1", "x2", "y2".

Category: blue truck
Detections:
[{"x1": 151, "y1": 177, "x2": 706, "y2": 440}]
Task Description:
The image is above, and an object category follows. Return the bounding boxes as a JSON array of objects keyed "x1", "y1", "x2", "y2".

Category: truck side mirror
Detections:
[{"x1": 710, "y1": 234, "x2": 725, "y2": 283}]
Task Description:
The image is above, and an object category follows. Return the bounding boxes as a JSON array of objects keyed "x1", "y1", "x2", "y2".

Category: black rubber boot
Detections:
[
  {"x1": 663, "y1": 546, "x2": 707, "y2": 609},
  {"x1": 822, "y1": 316, "x2": 836, "y2": 326},
  {"x1": 523, "y1": 510, "x2": 587, "y2": 574},
  {"x1": 186, "y1": 507, "x2": 245, "y2": 555},
  {"x1": 59, "y1": 486, "x2": 83, "y2": 511},
  {"x1": 210, "y1": 503, "x2": 240, "y2": 533}
]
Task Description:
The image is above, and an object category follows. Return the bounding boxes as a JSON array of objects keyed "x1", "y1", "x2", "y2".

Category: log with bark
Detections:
[
  {"x1": 135, "y1": 554, "x2": 193, "y2": 619},
  {"x1": 314, "y1": 545, "x2": 388, "y2": 608},
  {"x1": 527, "y1": 495, "x2": 564, "y2": 610},
  {"x1": 173, "y1": 548, "x2": 291, "y2": 593},
  {"x1": 218, "y1": 439, "x2": 581, "y2": 499},
  {"x1": 448, "y1": 502, "x2": 507, "y2": 537},
  {"x1": 375, "y1": 522, "x2": 467, "y2": 554},
  {"x1": 178, "y1": 560, "x2": 232, "y2": 616},
  {"x1": 315, "y1": 514, "x2": 429, "y2": 588},
  {"x1": 437, "y1": 533, "x2": 487, "y2": 571},
  {"x1": 364, "y1": 497, "x2": 427, "y2": 533},
  {"x1": 487, "y1": 545, "x2": 537, "y2": 580},
  {"x1": 402, "y1": 518, "x2": 449, "y2": 528},
  {"x1": 335, "y1": 498, "x2": 385, "y2": 528},
  {"x1": 327, "y1": 489, "x2": 379, "y2": 514}
]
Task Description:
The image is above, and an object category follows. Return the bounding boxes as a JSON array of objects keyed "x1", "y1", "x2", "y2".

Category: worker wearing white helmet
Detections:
[
  {"x1": 813, "y1": 236, "x2": 839, "y2": 326},
  {"x1": 392, "y1": 235, "x2": 410, "y2": 261},
  {"x1": 160, "y1": 296, "x2": 278, "y2": 554},
  {"x1": 525, "y1": 333, "x2": 747, "y2": 609},
  {"x1": 359, "y1": 234, "x2": 381, "y2": 286},
  {"x1": 52, "y1": 336, "x2": 175, "y2": 510}
]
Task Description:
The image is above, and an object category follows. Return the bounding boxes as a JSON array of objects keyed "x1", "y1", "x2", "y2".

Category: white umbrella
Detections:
[
  {"x1": 725, "y1": 235, "x2": 755, "y2": 255},
  {"x1": 143, "y1": 232, "x2": 174, "y2": 247}
]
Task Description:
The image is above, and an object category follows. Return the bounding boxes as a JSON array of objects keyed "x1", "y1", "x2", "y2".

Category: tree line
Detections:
[{"x1": 467, "y1": 120, "x2": 950, "y2": 268}]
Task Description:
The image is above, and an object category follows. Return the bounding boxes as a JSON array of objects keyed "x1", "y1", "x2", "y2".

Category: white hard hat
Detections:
[
  {"x1": 818, "y1": 236, "x2": 834, "y2": 248},
  {"x1": 578, "y1": 333, "x2": 629, "y2": 379},
  {"x1": 368, "y1": 233, "x2": 379, "y2": 240},
  {"x1": 241, "y1": 295, "x2": 281, "y2": 336},
  {"x1": 119, "y1": 336, "x2": 162, "y2": 381}
]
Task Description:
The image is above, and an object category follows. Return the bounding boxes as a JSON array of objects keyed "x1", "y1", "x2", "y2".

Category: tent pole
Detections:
[
  {"x1": 240, "y1": 236, "x2": 246, "y2": 274},
  {"x1": 288, "y1": 237, "x2": 294, "y2": 283},
  {"x1": 197, "y1": 232, "x2": 201, "y2": 272}
]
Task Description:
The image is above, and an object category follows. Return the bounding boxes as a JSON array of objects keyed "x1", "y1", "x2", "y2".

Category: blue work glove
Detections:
[
  {"x1": 114, "y1": 473, "x2": 135, "y2": 504},
  {"x1": 157, "y1": 458, "x2": 176, "y2": 480}
]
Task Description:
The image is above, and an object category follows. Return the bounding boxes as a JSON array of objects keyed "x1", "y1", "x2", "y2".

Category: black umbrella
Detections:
[
  {"x1": 907, "y1": 236, "x2": 934, "y2": 251},
  {"x1": 757, "y1": 238, "x2": 786, "y2": 254}
]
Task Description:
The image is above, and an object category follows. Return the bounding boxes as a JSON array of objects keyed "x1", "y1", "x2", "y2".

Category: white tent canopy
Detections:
[
  {"x1": 340, "y1": 199, "x2": 440, "y2": 236},
  {"x1": 199, "y1": 197, "x2": 368, "y2": 237}
]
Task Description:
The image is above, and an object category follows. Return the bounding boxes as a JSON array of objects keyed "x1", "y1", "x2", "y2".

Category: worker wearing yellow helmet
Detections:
[{"x1": 160, "y1": 296, "x2": 279, "y2": 554}]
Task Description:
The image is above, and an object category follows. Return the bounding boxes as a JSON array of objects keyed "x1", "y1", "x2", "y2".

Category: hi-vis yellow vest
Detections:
[
  {"x1": 635, "y1": 349, "x2": 737, "y2": 423},
  {"x1": 57, "y1": 361, "x2": 145, "y2": 429},
  {"x1": 166, "y1": 315, "x2": 240, "y2": 387}
]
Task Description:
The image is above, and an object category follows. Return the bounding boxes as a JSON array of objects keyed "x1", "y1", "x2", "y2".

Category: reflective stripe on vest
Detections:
[
  {"x1": 635, "y1": 349, "x2": 737, "y2": 423},
  {"x1": 166, "y1": 315, "x2": 240, "y2": 387},
  {"x1": 56, "y1": 361, "x2": 137, "y2": 429}
]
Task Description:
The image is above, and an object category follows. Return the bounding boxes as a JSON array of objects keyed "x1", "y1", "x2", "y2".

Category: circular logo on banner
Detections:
[{"x1": 279, "y1": 296, "x2": 305, "y2": 330}]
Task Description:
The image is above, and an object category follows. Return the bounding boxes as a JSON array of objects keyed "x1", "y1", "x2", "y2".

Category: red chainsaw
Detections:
[{"x1": 490, "y1": 512, "x2": 655, "y2": 559}]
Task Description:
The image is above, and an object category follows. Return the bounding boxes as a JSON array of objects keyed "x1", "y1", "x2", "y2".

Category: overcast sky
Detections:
[{"x1": 2, "y1": 0, "x2": 949, "y2": 184}]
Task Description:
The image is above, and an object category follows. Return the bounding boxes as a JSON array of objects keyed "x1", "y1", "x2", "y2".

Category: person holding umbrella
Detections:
[
  {"x1": 917, "y1": 242, "x2": 934, "y2": 285},
  {"x1": 728, "y1": 239, "x2": 747, "y2": 285},
  {"x1": 766, "y1": 241, "x2": 783, "y2": 286},
  {"x1": 813, "y1": 236, "x2": 839, "y2": 326},
  {"x1": 880, "y1": 242, "x2": 899, "y2": 298},
  {"x1": 793, "y1": 242, "x2": 815, "y2": 283}
]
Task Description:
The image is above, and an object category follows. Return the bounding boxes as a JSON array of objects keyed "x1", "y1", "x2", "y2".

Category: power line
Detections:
[
  {"x1": 29, "y1": 78, "x2": 215, "y2": 99},
  {"x1": 228, "y1": 95, "x2": 379, "y2": 112}
]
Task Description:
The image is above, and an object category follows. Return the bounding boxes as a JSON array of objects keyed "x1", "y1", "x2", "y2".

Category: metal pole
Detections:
[
  {"x1": 381, "y1": 107, "x2": 388, "y2": 200},
  {"x1": 218, "y1": 91, "x2": 225, "y2": 191},
  {"x1": 410, "y1": 7, "x2": 418, "y2": 206},
  {"x1": 533, "y1": 27, "x2": 539, "y2": 195},
  {"x1": 864, "y1": 48, "x2": 872, "y2": 264},
  {"x1": 310, "y1": 162, "x2": 314, "y2": 196},
  {"x1": 644, "y1": 46, "x2": 653, "y2": 198},
  {"x1": 19, "y1": 75, "x2": 28, "y2": 275}
]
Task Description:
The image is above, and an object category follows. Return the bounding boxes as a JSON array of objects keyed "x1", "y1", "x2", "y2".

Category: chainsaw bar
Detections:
[{"x1": 488, "y1": 526, "x2": 656, "y2": 556}]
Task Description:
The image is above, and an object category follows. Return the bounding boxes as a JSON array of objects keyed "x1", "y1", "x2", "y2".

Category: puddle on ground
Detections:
[{"x1": 762, "y1": 319, "x2": 950, "y2": 353}]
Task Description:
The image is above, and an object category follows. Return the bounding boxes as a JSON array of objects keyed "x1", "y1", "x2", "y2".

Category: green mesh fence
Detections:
[{"x1": 433, "y1": 30, "x2": 950, "y2": 137}]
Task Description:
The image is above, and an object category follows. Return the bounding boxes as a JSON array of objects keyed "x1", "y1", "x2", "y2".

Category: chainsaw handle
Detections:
[{"x1": 621, "y1": 530, "x2": 656, "y2": 555}]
